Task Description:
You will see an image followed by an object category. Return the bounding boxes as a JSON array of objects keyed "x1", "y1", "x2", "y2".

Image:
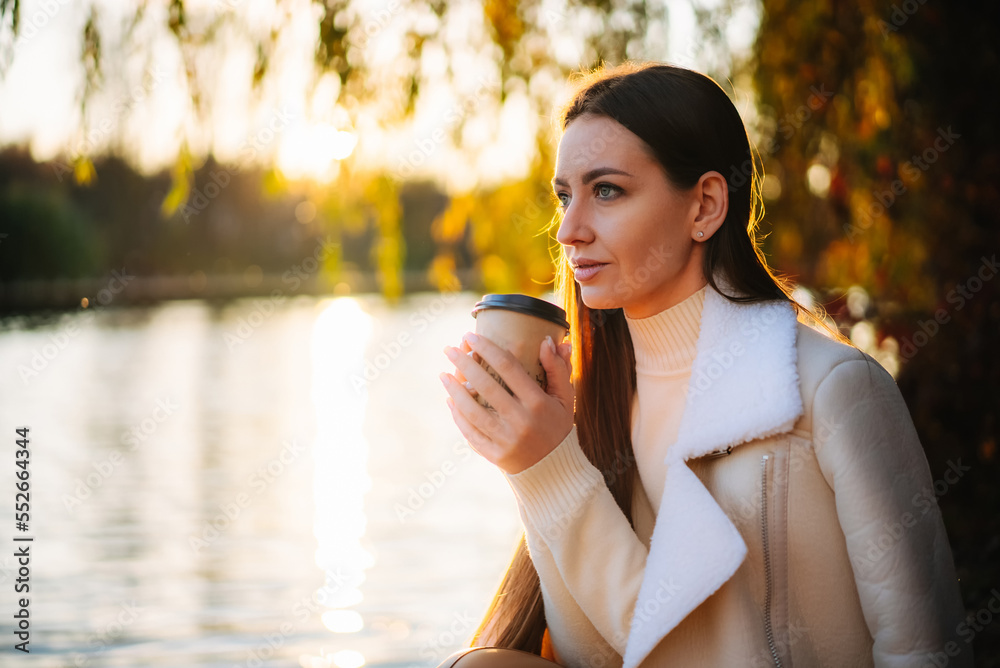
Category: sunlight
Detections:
[
  {"x1": 321, "y1": 609, "x2": 365, "y2": 633},
  {"x1": 307, "y1": 297, "x2": 374, "y2": 663},
  {"x1": 806, "y1": 163, "x2": 832, "y2": 197},
  {"x1": 332, "y1": 650, "x2": 366, "y2": 668},
  {"x1": 279, "y1": 123, "x2": 358, "y2": 183}
]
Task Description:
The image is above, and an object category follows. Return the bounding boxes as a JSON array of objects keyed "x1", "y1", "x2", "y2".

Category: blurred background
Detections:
[{"x1": 0, "y1": 0, "x2": 997, "y2": 666}]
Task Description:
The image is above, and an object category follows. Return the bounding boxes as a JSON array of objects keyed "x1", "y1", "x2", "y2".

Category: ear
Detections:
[{"x1": 691, "y1": 170, "x2": 728, "y2": 242}]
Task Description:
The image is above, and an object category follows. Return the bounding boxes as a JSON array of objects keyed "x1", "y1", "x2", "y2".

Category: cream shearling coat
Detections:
[{"x1": 502, "y1": 274, "x2": 970, "y2": 667}]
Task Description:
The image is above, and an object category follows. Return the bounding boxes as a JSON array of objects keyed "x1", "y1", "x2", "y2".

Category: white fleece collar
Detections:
[{"x1": 622, "y1": 271, "x2": 803, "y2": 668}]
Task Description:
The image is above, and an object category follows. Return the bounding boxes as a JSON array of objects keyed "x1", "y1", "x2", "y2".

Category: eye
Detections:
[
  {"x1": 553, "y1": 182, "x2": 622, "y2": 209},
  {"x1": 594, "y1": 182, "x2": 622, "y2": 200}
]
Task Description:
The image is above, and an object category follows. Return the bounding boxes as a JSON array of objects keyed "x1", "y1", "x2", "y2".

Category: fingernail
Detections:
[
  {"x1": 465, "y1": 332, "x2": 479, "y2": 344},
  {"x1": 443, "y1": 346, "x2": 458, "y2": 360},
  {"x1": 439, "y1": 372, "x2": 450, "y2": 385},
  {"x1": 545, "y1": 335, "x2": 555, "y2": 351}
]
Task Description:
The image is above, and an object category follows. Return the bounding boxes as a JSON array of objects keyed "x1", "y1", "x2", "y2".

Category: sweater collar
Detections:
[
  {"x1": 622, "y1": 269, "x2": 804, "y2": 668},
  {"x1": 624, "y1": 285, "x2": 707, "y2": 374}
]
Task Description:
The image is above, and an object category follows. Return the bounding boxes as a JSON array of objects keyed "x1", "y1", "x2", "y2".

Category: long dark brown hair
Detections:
[{"x1": 467, "y1": 61, "x2": 855, "y2": 653}]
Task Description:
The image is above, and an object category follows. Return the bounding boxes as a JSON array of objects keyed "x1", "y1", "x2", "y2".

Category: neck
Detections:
[
  {"x1": 625, "y1": 284, "x2": 707, "y2": 374},
  {"x1": 623, "y1": 255, "x2": 707, "y2": 319}
]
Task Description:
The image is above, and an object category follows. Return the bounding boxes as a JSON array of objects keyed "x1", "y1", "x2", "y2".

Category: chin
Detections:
[{"x1": 577, "y1": 286, "x2": 623, "y2": 312}]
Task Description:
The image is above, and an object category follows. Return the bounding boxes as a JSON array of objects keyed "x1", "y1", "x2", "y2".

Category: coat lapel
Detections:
[{"x1": 622, "y1": 272, "x2": 804, "y2": 668}]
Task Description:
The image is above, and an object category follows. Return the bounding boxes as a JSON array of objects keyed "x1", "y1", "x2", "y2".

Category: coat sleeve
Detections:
[
  {"x1": 502, "y1": 423, "x2": 645, "y2": 665},
  {"x1": 811, "y1": 358, "x2": 971, "y2": 668}
]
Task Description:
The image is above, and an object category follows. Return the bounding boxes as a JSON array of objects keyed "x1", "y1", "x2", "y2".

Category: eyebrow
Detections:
[{"x1": 551, "y1": 167, "x2": 634, "y2": 189}]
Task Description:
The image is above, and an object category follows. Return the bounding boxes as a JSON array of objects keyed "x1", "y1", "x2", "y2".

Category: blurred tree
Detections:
[
  {"x1": 0, "y1": 146, "x2": 348, "y2": 294},
  {"x1": 0, "y1": 0, "x2": 751, "y2": 297},
  {"x1": 399, "y1": 180, "x2": 450, "y2": 272},
  {"x1": 752, "y1": 0, "x2": 999, "y2": 661},
  {"x1": 0, "y1": 183, "x2": 103, "y2": 280}
]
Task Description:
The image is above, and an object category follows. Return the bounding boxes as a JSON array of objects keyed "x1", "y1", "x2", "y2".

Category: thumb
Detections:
[
  {"x1": 540, "y1": 336, "x2": 573, "y2": 405},
  {"x1": 557, "y1": 341, "x2": 572, "y2": 367}
]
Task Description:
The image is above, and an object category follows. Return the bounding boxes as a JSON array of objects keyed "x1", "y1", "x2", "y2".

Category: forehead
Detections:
[{"x1": 554, "y1": 114, "x2": 651, "y2": 178}]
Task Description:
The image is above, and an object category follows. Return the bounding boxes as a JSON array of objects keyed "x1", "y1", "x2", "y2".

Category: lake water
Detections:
[{"x1": 0, "y1": 292, "x2": 534, "y2": 667}]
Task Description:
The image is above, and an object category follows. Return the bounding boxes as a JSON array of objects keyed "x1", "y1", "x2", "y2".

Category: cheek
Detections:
[
  {"x1": 617, "y1": 226, "x2": 671, "y2": 270},
  {"x1": 632, "y1": 210, "x2": 686, "y2": 267},
  {"x1": 618, "y1": 233, "x2": 680, "y2": 288}
]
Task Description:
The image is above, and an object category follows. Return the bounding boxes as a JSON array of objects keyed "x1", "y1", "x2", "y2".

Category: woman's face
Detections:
[{"x1": 552, "y1": 113, "x2": 713, "y2": 319}]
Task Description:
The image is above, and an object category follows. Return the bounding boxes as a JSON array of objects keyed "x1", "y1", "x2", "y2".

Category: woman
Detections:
[{"x1": 438, "y1": 61, "x2": 969, "y2": 667}]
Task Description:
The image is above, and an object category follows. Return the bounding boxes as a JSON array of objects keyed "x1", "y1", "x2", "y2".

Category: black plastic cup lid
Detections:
[{"x1": 472, "y1": 293, "x2": 569, "y2": 330}]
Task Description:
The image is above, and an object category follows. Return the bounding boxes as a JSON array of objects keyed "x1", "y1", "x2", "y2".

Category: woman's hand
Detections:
[{"x1": 440, "y1": 332, "x2": 574, "y2": 475}]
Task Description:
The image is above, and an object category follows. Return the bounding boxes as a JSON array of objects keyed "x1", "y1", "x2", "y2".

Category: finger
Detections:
[
  {"x1": 540, "y1": 337, "x2": 573, "y2": 404},
  {"x1": 445, "y1": 397, "x2": 495, "y2": 461},
  {"x1": 541, "y1": 336, "x2": 571, "y2": 371},
  {"x1": 445, "y1": 339, "x2": 472, "y2": 385},
  {"x1": 441, "y1": 370, "x2": 506, "y2": 437},
  {"x1": 463, "y1": 332, "x2": 538, "y2": 404},
  {"x1": 447, "y1": 339, "x2": 520, "y2": 414},
  {"x1": 453, "y1": 358, "x2": 468, "y2": 386},
  {"x1": 444, "y1": 350, "x2": 478, "y2": 397},
  {"x1": 557, "y1": 341, "x2": 572, "y2": 367},
  {"x1": 456, "y1": 339, "x2": 475, "y2": 384}
]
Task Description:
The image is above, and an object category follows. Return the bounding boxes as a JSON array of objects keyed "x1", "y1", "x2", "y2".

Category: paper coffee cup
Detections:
[{"x1": 469, "y1": 294, "x2": 570, "y2": 410}]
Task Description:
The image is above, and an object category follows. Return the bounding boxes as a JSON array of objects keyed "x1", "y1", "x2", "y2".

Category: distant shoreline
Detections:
[{"x1": 0, "y1": 268, "x2": 489, "y2": 313}]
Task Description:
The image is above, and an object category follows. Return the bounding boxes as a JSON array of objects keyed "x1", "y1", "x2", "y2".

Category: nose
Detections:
[{"x1": 555, "y1": 199, "x2": 594, "y2": 248}]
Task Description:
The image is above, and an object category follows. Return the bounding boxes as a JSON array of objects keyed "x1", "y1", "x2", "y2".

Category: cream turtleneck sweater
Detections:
[
  {"x1": 625, "y1": 284, "x2": 707, "y2": 515},
  {"x1": 499, "y1": 284, "x2": 708, "y2": 665}
]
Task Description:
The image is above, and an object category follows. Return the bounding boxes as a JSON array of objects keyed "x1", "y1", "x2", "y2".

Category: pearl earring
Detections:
[{"x1": 697, "y1": 232, "x2": 704, "y2": 238}]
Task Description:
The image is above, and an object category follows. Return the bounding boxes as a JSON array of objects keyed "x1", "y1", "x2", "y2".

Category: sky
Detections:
[{"x1": 0, "y1": 0, "x2": 759, "y2": 192}]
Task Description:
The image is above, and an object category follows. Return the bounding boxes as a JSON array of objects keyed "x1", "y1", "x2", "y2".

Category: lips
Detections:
[{"x1": 573, "y1": 262, "x2": 607, "y2": 281}]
